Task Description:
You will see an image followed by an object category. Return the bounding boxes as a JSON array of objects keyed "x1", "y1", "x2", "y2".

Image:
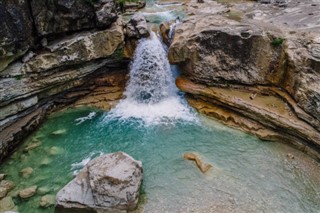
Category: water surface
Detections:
[{"x1": 1, "y1": 108, "x2": 319, "y2": 212}]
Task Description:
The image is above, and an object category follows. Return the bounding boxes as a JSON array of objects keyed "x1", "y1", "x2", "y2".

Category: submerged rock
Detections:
[
  {"x1": 19, "y1": 186, "x2": 37, "y2": 199},
  {"x1": 184, "y1": 153, "x2": 212, "y2": 173},
  {"x1": 0, "y1": 174, "x2": 5, "y2": 181},
  {"x1": 51, "y1": 129, "x2": 67, "y2": 136},
  {"x1": 39, "y1": 194, "x2": 55, "y2": 208},
  {"x1": 0, "y1": 196, "x2": 17, "y2": 212},
  {"x1": 40, "y1": 158, "x2": 52, "y2": 166},
  {"x1": 37, "y1": 187, "x2": 51, "y2": 195},
  {"x1": 23, "y1": 141, "x2": 42, "y2": 152},
  {"x1": 0, "y1": 180, "x2": 15, "y2": 198},
  {"x1": 48, "y1": 146, "x2": 64, "y2": 155},
  {"x1": 20, "y1": 167, "x2": 33, "y2": 178},
  {"x1": 56, "y1": 152, "x2": 143, "y2": 212}
]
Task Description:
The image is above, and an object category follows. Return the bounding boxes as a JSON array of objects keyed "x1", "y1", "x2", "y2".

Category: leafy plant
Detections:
[
  {"x1": 271, "y1": 37, "x2": 285, "y2": 47},
  {"x1": 15, "y1": 75, "x2": 22, "y2": 80}
]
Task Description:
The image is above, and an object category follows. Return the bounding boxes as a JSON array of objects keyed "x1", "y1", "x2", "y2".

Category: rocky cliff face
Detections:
[
  {"x1": 0, "y1": 0, "x2": 147, "y2": 162},
  {"x1": 168, "y1": 0, "x2": 320, "y2": 159}
]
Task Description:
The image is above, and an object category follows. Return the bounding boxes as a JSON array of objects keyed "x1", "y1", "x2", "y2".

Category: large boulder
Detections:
[
  {"x1": 169, "y1": 14, "x2": 284, "y2": 87},
  {"x1": 0, "y1": 0, "x2": 34, "y2": 72},
  {"x1": 56, "y1": 152, "x2": 143, "y2": 212},
  {"x1": 30, "y1": 0, "x2": 119, "y2": 37},
  {"x1": 169, "y1": 1, "x2": 320, "y2": 158}
]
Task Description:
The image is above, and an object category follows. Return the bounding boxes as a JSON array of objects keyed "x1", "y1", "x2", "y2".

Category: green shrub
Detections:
[{"x1": 271, "y1": 37, "x2": 285, "y2": 47}]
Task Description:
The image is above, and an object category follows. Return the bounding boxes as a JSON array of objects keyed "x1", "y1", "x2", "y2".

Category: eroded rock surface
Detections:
[
  {"x1": 0, "y1": 0, "x2": 33, "y2": 72},
  {"x1": 56, "y1": 152, "x2": 143, "y2": 212},
  {"x1": 169, "y1": 0, "x2": 320, "y2": 159}
]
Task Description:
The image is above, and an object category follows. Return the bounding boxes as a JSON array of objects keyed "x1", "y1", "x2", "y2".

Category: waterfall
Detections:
[
  {"x1": 106, "y1": 32, "x2": 196, "y2": 125},
  {"x1": 168, "y1": 19, "x2": 181, "y2": 44},
  {"x1": 125, "y1": 32, "x2": 175, "y2": 104}
]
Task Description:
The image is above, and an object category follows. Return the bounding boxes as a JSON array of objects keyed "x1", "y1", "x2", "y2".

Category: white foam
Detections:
[
  {"x1": 142, "y1": 10, "x2": 175, "y2": 20},
  {"x1": 107, "y1": 96, "x2": 196, "y2": 126},
  {"x1": 104, "y1": 32, "x2": 197, "y2": 126},
  {"x1": 71, "y1": 152, "x2": 103, "y2": 175},
  {"x1": 75, "y1": 112, "x2": 96, "y2": 125}
]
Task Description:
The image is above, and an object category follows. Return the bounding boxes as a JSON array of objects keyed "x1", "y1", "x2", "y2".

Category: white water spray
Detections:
[{"x1": 106, "y1": 32, "x2": 196, "y2": 125}]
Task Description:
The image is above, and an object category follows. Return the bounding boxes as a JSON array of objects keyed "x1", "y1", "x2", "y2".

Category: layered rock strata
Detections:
[
  {"x1": 0, "y1": 0, "x2": 150, "y2": 162},
  {"x1": 169, "y1": 0, "x2": 320, "y2": 159}
]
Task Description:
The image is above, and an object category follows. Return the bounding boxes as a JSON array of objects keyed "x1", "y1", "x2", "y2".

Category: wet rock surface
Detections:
[{"x1": 56, "y1": 152, "x2": 143, "y2": 212}]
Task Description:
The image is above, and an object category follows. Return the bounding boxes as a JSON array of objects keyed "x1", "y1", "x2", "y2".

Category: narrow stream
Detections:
[{"x1": 1, "y1": 1, "x2": 320, "y2": 213}]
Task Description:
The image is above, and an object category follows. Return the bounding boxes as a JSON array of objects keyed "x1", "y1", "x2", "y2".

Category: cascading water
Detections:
[
  {"x1": 107, "y1": 32, "x2": 196, "y2": 125},
  {"x1": 125, "y1": 32, "x2": 175, "y2": 104}
]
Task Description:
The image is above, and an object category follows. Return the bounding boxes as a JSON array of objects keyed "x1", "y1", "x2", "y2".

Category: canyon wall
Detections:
[
  {"x1": 168, "y1": 0, "x2": 320, "y2": 159},
  {"x1": 0, "y1": 0, "x2": 147, "y2": 162}
]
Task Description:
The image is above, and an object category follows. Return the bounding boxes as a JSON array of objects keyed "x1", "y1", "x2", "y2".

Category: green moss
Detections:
[
  {"x1": 15, "y1": 75, "x2": 22, "y2": 80},
  {"x1": 113, "y1": 47, "x2": 124, "y2": 59},
  {"x1": 271, "y1": 37, "x2": 285, "y2": 47}
]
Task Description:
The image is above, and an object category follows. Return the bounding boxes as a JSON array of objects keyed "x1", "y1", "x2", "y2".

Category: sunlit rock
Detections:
[{"x1": 56, "y1": 152, "x2": 143, "y2": 212}]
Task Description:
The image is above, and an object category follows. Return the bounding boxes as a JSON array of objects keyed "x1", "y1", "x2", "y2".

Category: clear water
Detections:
[
  {"x1": 1, "y1": 2, "x2": 319, "y2": 212},
  {"x1": 1, "y1": 108, "x2": 320, "y2": 212}
]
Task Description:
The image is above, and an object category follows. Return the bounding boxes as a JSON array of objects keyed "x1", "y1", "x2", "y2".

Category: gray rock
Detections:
[
  {"x1": 125, "y1": 13, "x2": 150, "y2": 39},
  {"x1": 19, "y1": 185, "x2": 37, "y2": 199},
  {"x1": 93, "y1": 0, "x2": 118, "y2": 28},
  {"x1": 0, "y1": 0, "x2": 34, "y2": 72},
  {"x1": 0, "y1": 174, "x2": 5, "y2": 181},
  {"x1": 56, "y1": 152, "x2": 143, "y2": 212},
  {"x1": 30, "y1": 0, "x2": 95, "y2": 37}
]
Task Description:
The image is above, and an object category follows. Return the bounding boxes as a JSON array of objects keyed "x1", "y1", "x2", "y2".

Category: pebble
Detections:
[
  {"x1": 51, "y1": 129, "x2": 67, "y2": 135},
  {"x1": 19, "y1": 186, "x2": 37, "y2": 199},
  {"x1": 24, "y1": 141, "x2": 42, "y2": 152},
  {"x1": 20, "y1": 167, "x2": 33, "y2": 178},
  {"x1": 38, "y1": 186, "x2": 51, "y2": 195}
]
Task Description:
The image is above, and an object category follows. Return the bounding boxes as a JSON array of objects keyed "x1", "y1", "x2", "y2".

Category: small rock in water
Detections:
[
  {"x1": 183, "y1": 152, "x2": 212, "y2": 173},
  {"x1": 0, "y1": 196, "x2": 18, "y2": 212},
  {"x1": 39, "y1": 194, "x2": 55, "y2": 208},
  {"x1": 51, "y1": 129, "x2": 67, "y2": 135},
  {"x1": 38, "y1": 187, "x2": 51, "y2": 195},
  {"x1": 19, "y1": 186, "x2": 37, "y2": 199},
  {"x1": 20, "y1": 167, "x2": 33, "y2": 178},
  {"x1": 0, "y1": 174, "x2": 5, "y2": 181},
  {"x1": 0, "y1": 180, "x2": 15, "y2": 198},
  {"x1": 40, "y1": 158, "x2": 52, "y2": 166},
  {"x1": 0, "y1": 187, "x2": 8, "y2": 199},
  {"x1": 24, "y1": 141, "x2": 42, "y2": 152},
  {"x1": 49, "y1": 146, "x2": 64, "y2": 155}
]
